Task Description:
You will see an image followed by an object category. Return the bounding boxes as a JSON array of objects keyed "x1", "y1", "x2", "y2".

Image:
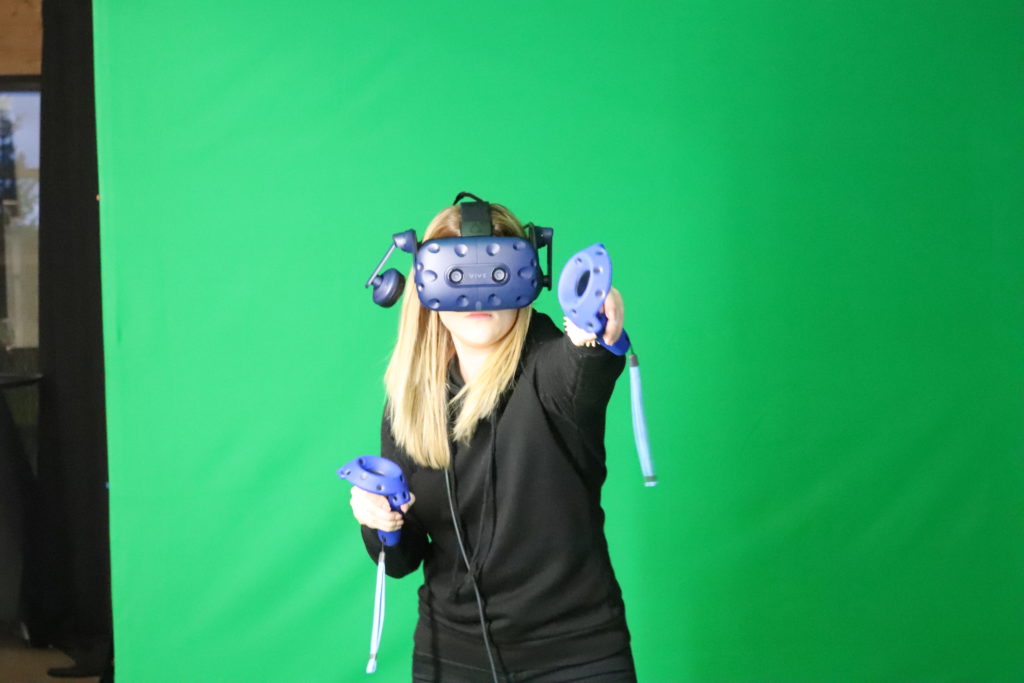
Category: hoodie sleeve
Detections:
[
  {"x1": 530, "y1": 314, "x2": 626, "y2": 426},
  {"x1": 358, "y1": 410, "x2": 430, "y2": 578}
]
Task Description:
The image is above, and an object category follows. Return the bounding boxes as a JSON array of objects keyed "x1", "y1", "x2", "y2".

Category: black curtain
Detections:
[{"x1": 24, "y1": 0, "x2": 111, "y2": 651}]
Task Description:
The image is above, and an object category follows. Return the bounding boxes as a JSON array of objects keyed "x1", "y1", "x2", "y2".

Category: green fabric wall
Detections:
[{"x1": 92, "y1": 2, "x2": 1023, "y2": 681}]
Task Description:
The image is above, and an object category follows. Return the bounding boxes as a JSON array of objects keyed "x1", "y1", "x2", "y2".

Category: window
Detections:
[{"x1": 0, "y1": 77, "x2": 40, "y2": 354}]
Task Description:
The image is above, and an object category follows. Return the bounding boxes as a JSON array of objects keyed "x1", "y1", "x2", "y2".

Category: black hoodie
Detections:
[{"x1": 360, "y1": 312, "x2": 630, "y2": 671}]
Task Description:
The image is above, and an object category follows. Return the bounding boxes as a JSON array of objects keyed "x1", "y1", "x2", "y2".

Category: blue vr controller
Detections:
[
  {"x1": 558, "y1": 243, "x2": 657, "y2": 486},
  {"x1": 558, "y1": 243, "x2": 631, "y2": 356},
  {"x1": 338, "y1": 456, "x2": 411, "y2": 547}
]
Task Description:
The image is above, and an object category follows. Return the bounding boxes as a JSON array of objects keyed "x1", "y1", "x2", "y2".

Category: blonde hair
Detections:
[{"x1": 384, "y1": 203, "x2": 533, "y2": 468}]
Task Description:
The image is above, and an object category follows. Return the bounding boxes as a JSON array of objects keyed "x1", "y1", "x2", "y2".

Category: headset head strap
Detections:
[{"x1": 453, "y1": 191, "x2": 492, "y2": 237}]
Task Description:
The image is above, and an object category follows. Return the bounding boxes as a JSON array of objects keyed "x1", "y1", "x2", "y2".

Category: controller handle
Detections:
[
  {"x1": 558, "y1": 243, "x2": 631, "y2": 356},
  {"x1": 338, "y1": 456, "x2": 411, "y2": 547}
]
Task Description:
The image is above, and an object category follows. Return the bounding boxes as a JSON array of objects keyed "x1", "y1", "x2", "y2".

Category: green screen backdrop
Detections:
[{"x1": 92, "y1": 2, "x2": 1023, "y2": 681}]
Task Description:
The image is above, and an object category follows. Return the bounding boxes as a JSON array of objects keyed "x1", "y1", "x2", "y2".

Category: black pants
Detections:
[{"x1": 412, "y1": 648, "x2": 637, "y2": 683}]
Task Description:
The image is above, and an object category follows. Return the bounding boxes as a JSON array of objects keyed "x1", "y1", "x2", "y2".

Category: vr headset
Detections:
[{"x1": 365, "y1": 192, "x2": 554, "y2": 311}]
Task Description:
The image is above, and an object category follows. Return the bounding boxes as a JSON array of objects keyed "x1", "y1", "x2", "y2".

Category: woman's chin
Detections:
[{"x1": 458, "y1": 334, "x2": 502, "y2": 350}]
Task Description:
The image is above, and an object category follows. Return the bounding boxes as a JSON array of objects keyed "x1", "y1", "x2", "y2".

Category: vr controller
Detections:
[
  {"x1": 337, "y1": 456, "x2": 411, "y2": 546},
  {"x1": 559, "y1": 243, "x2": 655, "y2": 485},
  {"x1": 339, "y1": 456, "x2": 411, "y2": 674},
  {"x1": 365, "y1": 192, "x2": 554, "y2": 311},
  {"x1": 558, "y1": 243, "x2": 631, "y2": 356}
]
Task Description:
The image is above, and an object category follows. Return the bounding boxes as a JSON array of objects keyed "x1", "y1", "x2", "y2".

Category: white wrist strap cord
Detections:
[{"x1": 367, "y1": 548, "x2": 386, "y2": 674}]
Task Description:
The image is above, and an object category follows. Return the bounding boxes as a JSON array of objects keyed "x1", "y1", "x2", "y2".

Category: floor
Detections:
[{"x1": 0, "y1": 635, "x2": 101, "y2": 683}]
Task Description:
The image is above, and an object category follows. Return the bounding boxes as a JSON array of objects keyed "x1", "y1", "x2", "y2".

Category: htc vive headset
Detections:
[{"x1": 365, "y1": 192, "x2": 553, "y2": 311}]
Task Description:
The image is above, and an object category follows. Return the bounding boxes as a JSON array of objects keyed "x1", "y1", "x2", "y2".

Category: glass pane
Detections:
[{"x1": 0, "y1": 89, "x2": 40, "y2": 353}]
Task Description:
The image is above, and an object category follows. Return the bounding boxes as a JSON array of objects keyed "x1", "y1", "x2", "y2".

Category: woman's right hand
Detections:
[{"x1": 350, "y1": 486, "x2": 415, "y2": 532}]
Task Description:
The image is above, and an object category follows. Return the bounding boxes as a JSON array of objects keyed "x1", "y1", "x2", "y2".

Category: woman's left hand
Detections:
[
  {"x1": 600, "y1": 286, "x2": 625, "y2": 346},
  {"x1": 563, "y1": 286, "x2": 625, "y2": 347}
]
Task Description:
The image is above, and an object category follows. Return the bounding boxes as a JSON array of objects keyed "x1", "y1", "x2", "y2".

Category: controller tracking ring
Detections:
[
  {"x1": 558, "y1": 243, "x2": 630, "y2": 355},
  {"x1": 558, "y1": 243, "x2": 612, "y2": 335}
]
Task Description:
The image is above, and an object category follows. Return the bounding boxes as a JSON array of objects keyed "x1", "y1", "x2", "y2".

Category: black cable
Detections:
[{"x1": 444, "y1": 467, "x2": 500, "y2": 683}]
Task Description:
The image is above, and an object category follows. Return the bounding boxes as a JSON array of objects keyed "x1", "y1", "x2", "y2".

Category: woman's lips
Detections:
[{"x1": 466, "y1": 312, "x2": 492, "y2": 319}]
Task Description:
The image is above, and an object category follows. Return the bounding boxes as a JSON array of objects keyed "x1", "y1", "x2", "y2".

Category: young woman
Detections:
[{"x1": 350, "y1": 201, "x2": 636, "y2": 682}]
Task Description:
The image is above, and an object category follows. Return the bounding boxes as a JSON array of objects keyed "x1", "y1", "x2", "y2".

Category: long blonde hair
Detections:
[{"x1": 384, "y1": 203, "x2": 533, "y2": 468}]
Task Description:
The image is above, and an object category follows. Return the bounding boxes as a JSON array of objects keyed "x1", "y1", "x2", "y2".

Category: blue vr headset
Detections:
[{"x1": 365, "y1": 192, "x2": 554, "y2": 311}]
